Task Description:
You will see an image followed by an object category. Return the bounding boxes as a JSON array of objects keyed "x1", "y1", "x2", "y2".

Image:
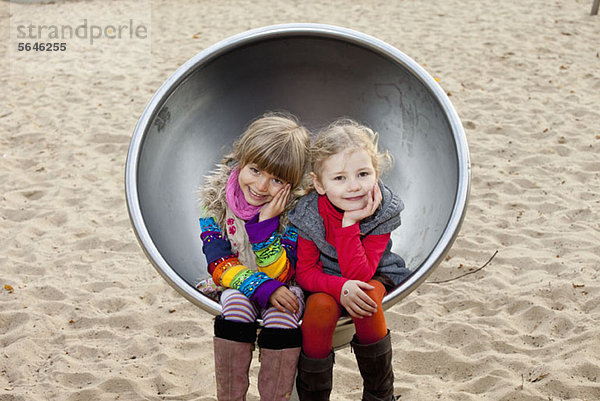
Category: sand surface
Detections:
[{"x1": 2, "y1": 0, "x2": 599, "y2": 400}]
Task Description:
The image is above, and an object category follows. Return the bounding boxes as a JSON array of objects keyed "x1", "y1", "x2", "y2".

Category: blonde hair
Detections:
[
  {"x1": 227, "y1": 112, "x2": 310, "y2": 188},
  {"x1": 311, "y1": 118, "x2": 392, "y2": 181},
  {"x1": 200, "y1": 111, "x2": 311, "y2": 229}
]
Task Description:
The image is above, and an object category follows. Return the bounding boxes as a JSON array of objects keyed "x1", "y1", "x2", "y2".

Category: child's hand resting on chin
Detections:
[{"x1": 342, "y1": 184, "x2": 382, "y2": 227}]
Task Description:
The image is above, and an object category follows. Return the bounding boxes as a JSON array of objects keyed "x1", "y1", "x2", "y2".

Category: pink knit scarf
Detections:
[{"x1": 225, "y1": 168, "x2": 262, "y2": 220}]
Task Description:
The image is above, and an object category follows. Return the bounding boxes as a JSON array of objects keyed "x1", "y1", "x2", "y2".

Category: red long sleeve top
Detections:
[{"x1": 295, "y1": 195, "x2": 391, "y2": 301}]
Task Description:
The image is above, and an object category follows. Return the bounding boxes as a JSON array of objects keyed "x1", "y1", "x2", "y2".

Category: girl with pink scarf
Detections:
[{"x1": 196, "y1": 112, "x2": 310, "y2": 401}]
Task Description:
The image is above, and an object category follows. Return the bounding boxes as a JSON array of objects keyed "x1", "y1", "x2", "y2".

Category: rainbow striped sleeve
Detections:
[
  {"x1": 245, "y1": 216, "x2": 298, "y2": 284},
  {"x1": 199, "y1": 216, "x2": 270, "y2": 298}
]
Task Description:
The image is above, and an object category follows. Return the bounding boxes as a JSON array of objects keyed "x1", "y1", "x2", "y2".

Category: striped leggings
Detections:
[{"x1": 220, "y1": 286, "x2": 305, "y2": 329}]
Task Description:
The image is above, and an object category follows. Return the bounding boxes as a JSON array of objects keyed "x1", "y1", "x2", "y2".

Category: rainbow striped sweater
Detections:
[{"x1": 199, "y1": 213, "x2": 298, "y2": 308}]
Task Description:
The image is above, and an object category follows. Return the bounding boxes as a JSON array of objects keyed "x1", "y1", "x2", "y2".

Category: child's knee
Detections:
[
  {"x1": 221, "y1": 289, "x2": 258, "y2": 323},
  {"x1": 303, "y1": 293, "x2": 341, "y2": 331},
  {"x1": 306, "y1": 293, "x2": 339, "y2": 316},
  {"x1": 365, "y1": 280, "x2": 386, "y2": 303}
]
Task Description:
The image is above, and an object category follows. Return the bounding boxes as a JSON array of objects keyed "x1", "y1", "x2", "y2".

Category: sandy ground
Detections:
[{"x1": 1, "y1": 0, "x2": 599, "y2": 400}]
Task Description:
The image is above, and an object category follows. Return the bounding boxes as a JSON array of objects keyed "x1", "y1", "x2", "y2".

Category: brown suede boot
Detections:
[
  {"x1": 213, "y1": 337, "x2": 253, "y2": 401},
  {"x1": 295, "y1": 351, "x2": 334, "y2": 401},
  {"x1": 351, "y1": 331, "x2": 396, "y2": 401},
  {"x1": 257, "y1": 327, "x2": 302, "y2": 401},
  {"x1": 258, "y1": 347, "x2": 301, "y2": 400},
  {"x1": 213, "y1": 317, "x2": 258, "y2": 401}
]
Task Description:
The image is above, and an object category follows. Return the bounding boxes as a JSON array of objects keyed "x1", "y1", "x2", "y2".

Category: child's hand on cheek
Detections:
[
  {"x1": 259, "y1": 184, "x2": 291, "y2": 222},
  {"x1": 341, "y1": 183, "x2": 382, "y2": 227}
]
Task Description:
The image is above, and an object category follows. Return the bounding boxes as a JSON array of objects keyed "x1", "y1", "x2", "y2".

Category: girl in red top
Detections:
[{"x1": 288, "y1": 119, "x2": 410, "y2": 401}]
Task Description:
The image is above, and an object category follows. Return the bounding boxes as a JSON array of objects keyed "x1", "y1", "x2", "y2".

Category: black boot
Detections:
[
  {"x1": 351, "y1": 331, "x2": 396, "y2": 401},
  {"x1": 295, "y1": 351, "x2": 334, "y2": 401}
]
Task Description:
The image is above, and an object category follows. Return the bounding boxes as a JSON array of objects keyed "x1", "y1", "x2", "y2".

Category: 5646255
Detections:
[{"x1": 17, "y1": 42, "x2": 67, "y2": 52}]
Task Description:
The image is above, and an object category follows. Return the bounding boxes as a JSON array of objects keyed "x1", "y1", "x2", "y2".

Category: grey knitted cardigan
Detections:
[{"x1": 288, "y1": 181, "x2": 411, "y2": 286}]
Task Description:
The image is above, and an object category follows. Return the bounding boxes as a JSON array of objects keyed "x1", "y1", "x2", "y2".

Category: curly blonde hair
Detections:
[{"x1": 311, "y1": 118, "x2": 392, "y2": 182}]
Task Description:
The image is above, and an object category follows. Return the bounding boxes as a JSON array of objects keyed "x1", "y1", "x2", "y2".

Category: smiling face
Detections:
[
  {"x1": 312, "y1": 148, "x2": 378, "y2": 211},
  {"x1": 238, "y1": 163, "x2": 287, "y2": 207}
]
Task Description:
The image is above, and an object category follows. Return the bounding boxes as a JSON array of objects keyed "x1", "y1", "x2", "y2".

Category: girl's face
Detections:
[
  {"x1": 312, "y1": 149, "x2": 378, "y2": 211},
  {"x1": 238, "y1": 163, "x2": 287, "y2": 206}
]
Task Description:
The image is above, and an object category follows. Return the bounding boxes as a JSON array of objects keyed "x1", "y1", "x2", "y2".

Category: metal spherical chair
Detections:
[{"x1": 125, "y1": 23, "x2": 470, "y2": 348}]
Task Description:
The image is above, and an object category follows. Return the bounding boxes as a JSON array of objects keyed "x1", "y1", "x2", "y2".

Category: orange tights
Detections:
[{"x1": 301, "y1": 280, "x2": 388, "y2": 358}]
